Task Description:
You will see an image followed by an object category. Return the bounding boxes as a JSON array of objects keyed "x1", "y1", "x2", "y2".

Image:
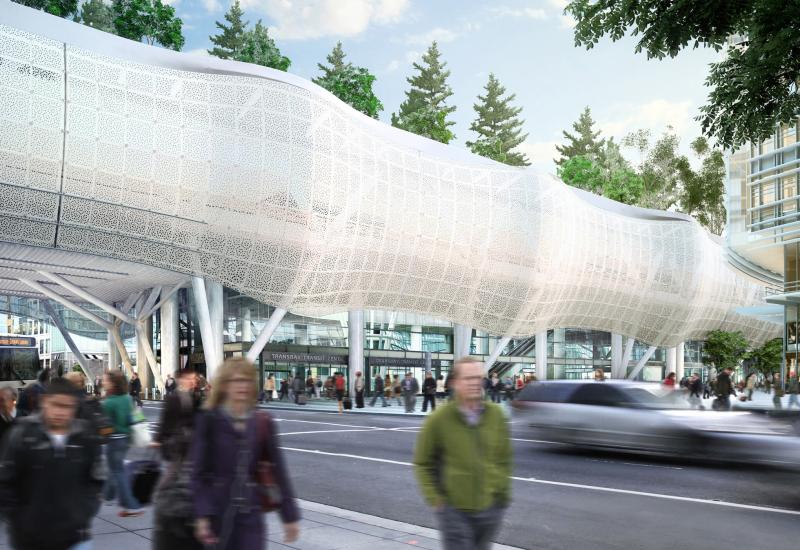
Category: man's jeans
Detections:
[
  {"x1": 403, "y1": 393, "x2": 416, "y2": 412},
  {"x1": 370, "y1": 392, "x2": 388, "y2": 406},
  {"x1": 788, "y1": 393, "x2": 799, "y2": 409},
  {"x1": 103, "y1": 436, "x2": 141, "y2": 510},
  {"x1": 437, "y1": 504, "x2": 505, "y2": 550}
]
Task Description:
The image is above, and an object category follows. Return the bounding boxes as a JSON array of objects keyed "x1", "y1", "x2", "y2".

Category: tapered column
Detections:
[
  {"x1": 666, "y1": 346, "x2": 677, "y2": 377},
  {"x1": 453, "y1": 324, "x2": 472, "y2": 358},
  {"x1": 676, "y1": 342, "x2": 685, "y2": 381},
  {"x1": 207, "y1": 280, "x2": 224, "y2": 371},
  {"x1": 535, "y1": 330, "x2": 548, "y2": 380},
  {"x1": 160, "y1": 292, "x2": 179, "y2": 380},
  {"x1": 136, "y1": 315, "x2": 154, "y2": 390},
  {"x1": 348, "y1": 310, "x2": 364, "y2": 396},
  {"x1": 611, "y1": 333, "x2": 623, "y2": 377}
]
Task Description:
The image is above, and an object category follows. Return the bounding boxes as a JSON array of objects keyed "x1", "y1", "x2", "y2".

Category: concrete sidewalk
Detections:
[{"x1": 0, "y1": 498, "x2": 524, "y2": 550}]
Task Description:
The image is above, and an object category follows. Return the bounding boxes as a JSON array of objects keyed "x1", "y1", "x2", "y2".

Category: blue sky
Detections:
[{"x1": 171, "y1": 0, "x2": 721, "y2": 173}]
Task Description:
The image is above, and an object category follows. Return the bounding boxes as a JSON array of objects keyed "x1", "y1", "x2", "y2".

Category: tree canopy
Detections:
[
  {"x1": 237, "y1": 20, "x2": 291, "y2": 71},
  {"x1": 391, "y1": 42, "x2": 457, "y2": 144},
  {"x1": 112, "y1": 0, "x2": 184, "y2": 51},
  {"x1": 566, "y1": 0, "x2": 800, "y2": 150},
  {"x1": 466, "y1": 73, "x2": 529, "y2": 166},
  {"x1": 12, "y1": 0, "x2": 78, "y2": 18},
  {"x1": 555, "y1": 106, "x2": 604, "y2": 166},
  {"x1": 702, "y1": 330, "x2": 749, "y2": 372},
  {"x1": 744, "y1": 338, "x2": 783, "y2": 377},
  {"x1": 313, "y1": 42, "x2": 383, "y2": 118},
  {"x1": 208, "y1": 0, "x2": 247, "y2": 59},
  {"x1": 75, "y1": 0, "x2": 115, "y2": 34}
]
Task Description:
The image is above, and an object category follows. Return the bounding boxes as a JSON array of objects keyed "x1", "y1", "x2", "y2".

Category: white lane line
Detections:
[
  {"x1": 511, "y1": 437, "x2": 564, "y2": 445},
  {"x1": 274, "y1": 419, "x2": 381, "y2": 429},
  {"x1": 279, "y1": 447, "x2": 800, "y2": 516},
  {"x1": 280, "y1": 429, "x2": 380, "y2": 436}
]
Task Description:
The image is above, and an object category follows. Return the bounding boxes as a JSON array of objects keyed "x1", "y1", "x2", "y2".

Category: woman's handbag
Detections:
[
  {"x1": 129, "y1": 405, "x2": 152, "y2": 448},
  {"x1": 255, "y1": 412, "x2": 281, "y2": 512}
]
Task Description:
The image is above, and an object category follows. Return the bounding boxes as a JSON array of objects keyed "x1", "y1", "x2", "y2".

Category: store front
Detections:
[{"x1": 261, "y1": 350, "x2": 348, "y2": 389}]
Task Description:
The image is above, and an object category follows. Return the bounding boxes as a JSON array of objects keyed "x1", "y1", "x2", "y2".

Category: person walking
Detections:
[
  {"x1": 786, "y1": 372, "x2": 799, "y2": 409},
  {"x1": 489, "y1": 374, "x2": 502, "y2": 404},
  {"x1": 15, "y1": 367, "x2": 49, "y2": 417},
  {"x1": 384, "y1": 374, "x2": 393, "y2": 400},
  {"x1": 436, "y1": 374, "x2": 446, "y2": 401},
  {"x1": 164, "y1": 374, "x2": 177, "y2": 397},
  {"x1": 687, "y1": 374, "x2": 704, "y2": 409},
  {"x1": 0, "y1": 387, "x2": 17, "y2": 443},
  {"x1": 191, "y1": 358, "x2": 300, "y2": 549},
  {"x1": 129, "y1": 372, "x2": 143, "y2": 407},
  {"x1": 354, "y1": 372, "x2": 365, "y2": 409},
  {"x1": 772, "y1": 373, "x2": 785, "y2": 409},
  {"x1": 413, "y1": 356, "x2": 512, "y2": 550},
  {"x1": 153, "y1": 368, "x2": 202, "y2": 550},
  {"x1": 369, "y1": 372, "x2": 389, "y2": 407},
  {"x1": 421, "y1": 371, "x2": 437, "y2": 413},
  {"x1": 292, "y1": 374, "x2": 304, "y2": 405},
  {"x1": 662, "y1": 372, "x2": 676, "y2": 389},
  {"x1": 93, "y1": 375, "x2": 103, "y2": 397},
  {"x1": 264, "y1": 374, "x2": 276, "y2": 402},
  {"x1": 279, "y1": 377, "x2": 289, "y2": 401},
  {"x1": 713, "y1": 367, "x2": 735, "y2": 411},
  {"x1": 402, "y1": 372, "x2": 419, "y2": 413},
  {"x1": 306, "y1": 374, "x2": 315, "y2": 399},
  {"x1": 102, "y1": 370, "x2": 143, "y2": 517},
  {"x1": 334, "y1": 372, "x2": 346, "y2": 413},
  {"x1": 0, "y1": 377, "x2": 104, "y2": 550},
  {"x1": 745, "y1": 373, "x2": 757, "y2": 401},
  {"x1": 593, "y1": 368, "x2": 606, "y2": 382}
]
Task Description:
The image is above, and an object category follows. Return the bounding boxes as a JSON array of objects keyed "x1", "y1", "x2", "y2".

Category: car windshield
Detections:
[{"x1": 623, "y1": 387, "x2": 692, "y2": 409}]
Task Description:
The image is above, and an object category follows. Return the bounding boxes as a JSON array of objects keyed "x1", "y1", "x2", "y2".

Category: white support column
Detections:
[
  {"x1": 666, "y1": 347, "x2": 677, "y2": 377},
  {"x1": 484, "y1": 336, "x2": 512, "y2": 373},
  {"x1": 42, "y1": 300, "x2": 91, "y2": 380},
  {"x1": 242, "y1": 307, "x2": 253, "y2": 342},
  {"x1": 37, "y1": 271, "x2": 136, "y2": 325},
  {"x1": 619, "y1": 337, "x2": 636, "y2": 378},
  {"x1": 107, "y1": 326, "x2": 120, "y2": 372},
  {"x1": 611, "y1": 333, "x2": 623, "y2": 377},
  {"x1": 109, "y1": 324, "x2": 135, "y2": 377},
  {"x1": 676, "y1": 342, "x2": 685, "y2": 381},
  {"x1": 535, "y1": 330, "x2": 548, "y2": 380},
  {"x1": 628, "y1": 345, "x2": 658, "y2": 380},
  {"x1": 410, "y1": 325, "x2": 423, "y2": 352},
  {"x1": 191, "y1": 277, "x2": 223, "y2": 379},
  {"x1": 19, "y1": 279, "x2": 111, "y2": 330},
  {"x1": 160, "y1": 292, "x2": 179, "y2": 381},
  {"x1": 453, "y1": 324, "x2": 472, "y2": 359},
  {"x1": 246, "y1": 307, "x2": 288, "y2": 363},
  {"x1": 348, "y1": 310, "x2": 364, "y2": 397},
  {"x1": 207, "y1": 279, "x2": 224, "y2": 370},
  {"x1": 136, "y1": 315, "x2": 155, "y2": 390}
]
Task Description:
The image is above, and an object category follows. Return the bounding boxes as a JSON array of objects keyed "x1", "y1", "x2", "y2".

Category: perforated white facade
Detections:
[{"x1": 0, "y1": 4, "x2": 780, "y2": 347}]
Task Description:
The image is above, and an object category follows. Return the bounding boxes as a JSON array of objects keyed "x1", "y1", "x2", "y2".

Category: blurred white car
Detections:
[{"x1": 512, "y1": 381, "x2": 800, "y2": 467}]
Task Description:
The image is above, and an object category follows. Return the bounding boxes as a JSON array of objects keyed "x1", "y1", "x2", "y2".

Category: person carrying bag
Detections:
[{"x1": 191, "y1": 358, "x2": 300, "y2": 550}]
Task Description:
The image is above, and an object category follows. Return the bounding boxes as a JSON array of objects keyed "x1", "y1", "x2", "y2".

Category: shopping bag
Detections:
[{"x1": 126, "y1": 459, "x2": 161, "y2": 505}]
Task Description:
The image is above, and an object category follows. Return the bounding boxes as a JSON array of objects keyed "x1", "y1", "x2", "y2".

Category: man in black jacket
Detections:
[
  {"x1": 421, "y1": 371, "x2": 437, "y2": 412},
  {"x1": 129, "y1": 373, "x2": 143, "y2": 407},
  {"x1": 714, "y1": 367, "x2": 735, "y2": 411},
  {"x1": 0, "y1": 377, "x2": 104, "y2": 550},
  {"x1": 369, "y1": 372, "x2": 388, "y2": 407}
]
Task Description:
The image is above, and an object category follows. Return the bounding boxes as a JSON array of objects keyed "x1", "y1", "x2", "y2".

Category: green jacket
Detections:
[
  {"x1": 413, "y1": 400, "x2": 512, "y2": 512},
  {"x1": 102, "y1": 394, "x2": 133, "y2": 435}
]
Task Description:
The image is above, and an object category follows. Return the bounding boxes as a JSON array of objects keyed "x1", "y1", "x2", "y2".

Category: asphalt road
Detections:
[{"x1": 143, "y1": 404, "x2": 800, "y2": 550}]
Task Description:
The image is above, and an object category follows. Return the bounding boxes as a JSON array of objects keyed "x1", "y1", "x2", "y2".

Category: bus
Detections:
[{"x1": 0, "y1": 335, "x2": 40, "y2": 388}]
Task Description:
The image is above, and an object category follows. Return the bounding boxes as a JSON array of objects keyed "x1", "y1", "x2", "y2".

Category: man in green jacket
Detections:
[{"x1": 413, "y1": 356, "x2": 512, "y2": 550}]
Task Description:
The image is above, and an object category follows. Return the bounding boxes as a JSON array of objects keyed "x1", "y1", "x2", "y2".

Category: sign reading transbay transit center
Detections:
[
  {"x1": 0, "y1": 2, "x2": 781, "y2": 348},
  {"x1": 262, "y1": 352, "x2": 348, "y2": 364}
]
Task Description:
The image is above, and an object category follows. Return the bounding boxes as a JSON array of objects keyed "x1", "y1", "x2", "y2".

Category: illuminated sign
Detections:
[{"x1": 0, "y1": 336, "x2": 37, "y2": 347}]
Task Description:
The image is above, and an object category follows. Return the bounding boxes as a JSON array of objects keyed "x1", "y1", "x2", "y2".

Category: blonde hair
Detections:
[
  {"x1": 452, "y1": 355, "x2": 483, "y2": 379},
  {"x1": 205, "y1": 357, "x2": 258, "y2": 409},
  {"x1": 64, "y1": 371, "x2": 86, "y2": 390}
]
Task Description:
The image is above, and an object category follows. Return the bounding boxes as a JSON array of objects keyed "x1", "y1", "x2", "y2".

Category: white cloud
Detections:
[
  {"x1": 491, "y1": 7, "x2": 547, "y2": 20},
  {"x1": 405, "y1": 50, "x2": 421, "y2": 62},
  {"x1": 384, "y1": 59, "x2": 400, "y2": 73},
  {"x1": 516, "y1": 140, "x2": 561, "y2": 175},
  {"x1": 404, "y1": 27, "x2": 460, "y2": 46},
  {"x1": 599, "y1": 99, "x2": 694, "y2": 139},
  {"x1": 239, "y1": 0, "x2": 410, "y2": 40},
  {"x1": 560, "y1": 14, "x2": 577, "y2": 29},
  {"x1": 201, "y1": 0, "x2": 221, "y2": 11},
  {"x1": 548, "y1": 0, "x2": 569, "y2": 9}
]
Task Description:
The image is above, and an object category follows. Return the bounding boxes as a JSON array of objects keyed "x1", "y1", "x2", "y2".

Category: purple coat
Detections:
[{"x1": 190, "y1": 409, "x2": 300, "y2": 549}]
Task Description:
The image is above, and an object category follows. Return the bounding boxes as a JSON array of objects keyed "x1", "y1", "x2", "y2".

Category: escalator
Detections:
[{"x1": 488, "y1": 336, "x2": 536, "y2": 379}]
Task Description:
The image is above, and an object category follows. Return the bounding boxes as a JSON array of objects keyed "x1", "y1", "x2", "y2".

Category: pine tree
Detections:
[
  {"x1": 466, "y1": 74, "x2": 529, "y2": 166},
  {"x1": 391, "y1": 42, "x2": 456, "y2": 144},
  {"x1": 76, "y1": 0, "x2": 115, "y2": 34},
  {"x1": 208, "y1": 0, "x2": 248, "y2": 59},
  {"x1": 313, "y1": 42, "x2": 383, "y2": 118},
  {"x1": 112, "y1": 0, "x2": 184, "y2": 50},
  {"x1": 236, "y1": 20, "x2": 291, "y2": 71},
  {"x1": 555, "y1": 106, "x2": 605, "y2": 166}
]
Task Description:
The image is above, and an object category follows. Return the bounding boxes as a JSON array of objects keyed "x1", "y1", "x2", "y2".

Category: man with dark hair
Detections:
[
  {"x1": 0, "y1": 377, "x2": 104, "y2": 550},
  {"x1": 15, "y1": 367, "x2": 50, "y2": 417},
  {"x1": 129, "y1": 373, "x2": 143, "y2": 407},
  {"x1": 414, "y1": 356, "x2": 512, "y2": 550},
  {"x1": 714, "y1": 367, "x2": 736, "y2": 411}
]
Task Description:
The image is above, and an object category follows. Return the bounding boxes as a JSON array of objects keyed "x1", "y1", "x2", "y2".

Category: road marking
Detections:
[
  {"x1": 280, "y1": 429, "x2": 380, "y2": 436},
  {"x1": 274, "y1": 419, "x2": 381, "y2": 429},
  {"x1": 279, "y1": 447, "x2": 800, "y2": 516},
  {"x1": 511, "y1": 437, "x2": 564, "y2": 445}
]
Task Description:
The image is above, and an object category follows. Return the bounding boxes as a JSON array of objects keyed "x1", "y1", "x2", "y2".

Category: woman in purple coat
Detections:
[{"x1": 191, "y1": 358, "x2": 300, "y2": 549}]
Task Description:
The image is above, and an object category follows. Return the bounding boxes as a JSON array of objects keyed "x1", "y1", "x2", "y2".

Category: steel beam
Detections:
[
  {"x1": 37, "y1": 271, "x2": 136, "y2": 325},
  {"x1": 42, "y1": 300, "x2": 91, "y2": 380},
  {"x1": 246, "y1": 307, "x2": 288, "y2": 363},
  {"x1": 483, "y1": 336, "x2": 512, "y2": 372}
]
